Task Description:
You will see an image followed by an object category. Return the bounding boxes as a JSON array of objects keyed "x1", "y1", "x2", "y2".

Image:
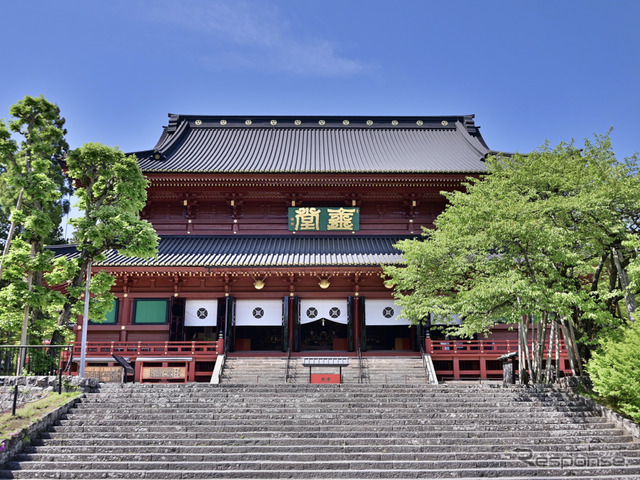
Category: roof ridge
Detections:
[{"x1": 135, "y1": 115, "x2": 493, "y2": 174}]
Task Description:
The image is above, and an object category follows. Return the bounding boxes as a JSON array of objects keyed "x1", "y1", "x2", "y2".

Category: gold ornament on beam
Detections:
[
  {"x1": 253, "y1": 275, "x2": 267, "y2": 290},
  {"x1": 317, "y1": 275, "x2": 332, "y2": 290}
]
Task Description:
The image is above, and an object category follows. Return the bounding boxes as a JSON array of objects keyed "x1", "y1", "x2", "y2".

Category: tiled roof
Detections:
[
  {"x1": 54, "y1": 235, "x2": 413, "y2": 268},
  {"x1": 134, "y1": 115, "x2": 492, "y2": 174}
]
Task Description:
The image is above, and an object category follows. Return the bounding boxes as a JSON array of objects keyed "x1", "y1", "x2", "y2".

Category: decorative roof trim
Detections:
[{"x1": 163, "y1": 114, "x2": 478, "y2": 130}]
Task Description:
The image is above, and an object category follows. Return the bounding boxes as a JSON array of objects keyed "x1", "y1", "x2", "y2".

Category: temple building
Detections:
[{"x1": 70, "y1": 114, "x2": 570, "y2": 382}]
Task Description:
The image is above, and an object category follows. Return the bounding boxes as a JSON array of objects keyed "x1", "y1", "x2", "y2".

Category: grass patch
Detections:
[{"x1": 0, "y1": 392, "x2": 82, "y2": 442}]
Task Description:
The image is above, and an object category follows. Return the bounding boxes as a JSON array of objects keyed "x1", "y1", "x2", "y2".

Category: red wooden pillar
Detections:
[
  {"x1": 186, "y1": 361, "x2": 195, "y2": 382},
  {"x1": 134, "y1": 360, "x2": 143, "y2": 383},
  {"x1": 216, "y1": 333, "x2": 224, "y2": 354},
  {"x1": 453, "y1": 358, "x2": 460, "y2": 380},
  {"x1": 118, "y1": 296, "x2": 131, "y2": 342},
  {"x1": 425, "y1": 337, "x2": 432, "y2": 353},
  {"x1": 121, "y1": 296, "x2": 132, "y2": 324},
  {"x1": 480, "y1": 358, "x2": 487, "y2": 379}
]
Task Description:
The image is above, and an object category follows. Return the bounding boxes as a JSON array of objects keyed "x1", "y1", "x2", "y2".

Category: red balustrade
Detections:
[
  {"x1": 425, "y1": 339, "x2": 568, "y2": 356},
  {"x1": 72, "y1": 341, "x2": 219, "y2": 360},
  {"x1": 425, "y1": 338, "x2": 572, "y2": 380}
]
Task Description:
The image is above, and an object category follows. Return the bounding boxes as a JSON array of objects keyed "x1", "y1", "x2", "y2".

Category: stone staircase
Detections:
[
  {"x1": 356, "y1": 355, "x2": 427, "y2": 384},
  {"x1": 220, "y1": 356, "x2": 288, "y2": 384},
  {"x1": 2, "y1": 383, "x2": 639, "y2": 478},
  {"x1": 220, "y1": 355, "x2": 428, "y2": 385}
]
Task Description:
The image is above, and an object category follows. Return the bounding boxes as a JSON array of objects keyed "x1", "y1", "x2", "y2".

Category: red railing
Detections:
[
  {"x1": 425, "y1": 339, "x2": 568, "y2": 356},
  {"x1": 425, "y1": 338, "x2": 572, "y2": 380},
  {"x1": 72, "y1": 341, "x2": 220, "y2": 360}
]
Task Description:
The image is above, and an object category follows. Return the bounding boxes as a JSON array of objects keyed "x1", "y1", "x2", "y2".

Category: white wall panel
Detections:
[
  {"x1": 185, "y1": 300, "x2": 218, "y2": 327},
  {"x1": 236, "y1": 299, "x2": 282, "y2": 326},
  {"x1": 300, "y1": 299, "x2": 348, "y2": 325},
  {"x1": 365, "y1": 299, "x2": 410, "y2": 326}
]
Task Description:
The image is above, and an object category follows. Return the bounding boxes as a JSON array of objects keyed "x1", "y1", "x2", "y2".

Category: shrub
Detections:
[{"x1": 587, "y1": 320, "x2": 640, "y2": 422}]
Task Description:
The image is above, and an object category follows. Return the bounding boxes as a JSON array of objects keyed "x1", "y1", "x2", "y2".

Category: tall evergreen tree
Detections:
[
  {"x1": 0, "y1": 97, "x2": 158, "y2": 344},
  {"x1": 0, "y1": 96, "x2": 70, "y2": 343}
]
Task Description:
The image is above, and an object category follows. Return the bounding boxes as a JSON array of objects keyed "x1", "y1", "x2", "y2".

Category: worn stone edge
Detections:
[
  {"x1": 574, "y1": 393, "x2": 640, "y2": 441},
  {"x1": 0, "y1": 393, "x2": 85, "y2": 467},
  {"x1": 555, "y1": 377, "x2": 639, "y2": 441}
]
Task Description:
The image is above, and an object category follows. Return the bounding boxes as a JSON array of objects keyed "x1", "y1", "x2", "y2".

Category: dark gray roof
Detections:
[
  {"x1": 92, "y1": 235, "x2": 410, "y2": 267},
  {"x1": 134, "y1": 115, "x2": 492, "y2": 174}
]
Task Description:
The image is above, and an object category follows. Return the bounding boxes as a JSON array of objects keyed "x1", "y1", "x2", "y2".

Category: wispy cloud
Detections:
[{"x1": 147, "y1": 2, "x2": 372, "y2": 77}]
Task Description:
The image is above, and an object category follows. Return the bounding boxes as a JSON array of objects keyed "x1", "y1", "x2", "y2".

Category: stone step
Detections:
[
  {"x1": 63, "y1": 408, "x2": 598, "y2": 417},
  {"x1": 16, "y1": 449, "x2": 640, "y2": 463},
  {"x1": 72, "y1": 393, "x2": 590, "y2": 402},
  {"x1": 25, "y1": 442, "x2": 640, "y2": 455},
  {"x1": 53, "y1": 410, "x2": 612, "y2": 428},
  {"x1": 73, "y1": 390, "x2": 585, "y2": 400},
  {"x1": 1, "y1": 465, "x2": 640, "y2": 479},
  {"x1": 65, "y1": 397, "x2": 591, "y2": 415},
  {"x1": 41, "y1": 430, "x2": 634, "y2": 442},
  {"x1": 49, "y1": 424, "x2": 622, "y2": 436},
  {"x1": 87, "y1": 385, "x2": 568, "y2": 396},
  {"x1": 76, "y1": 383, "x2": 577, "y2": 392},
  {"x1": 35, "y1": 434, "x2": 637, "y2": 447},
  {"x1": 61, "y1": 413, "x2": 607, "y2": 427},
  {"x1": 72, "y1": 393, "x2": 588, "y2": 401},
  {"x1": 68, "y1": 408, "x2": 597, "y2": 418},
  {"x1": 71, "y1": 406, "x2": 596, "y2": 416},
  {"x1": 73, "y1": 399, "x2": 590, "y2": 416},
  {"x1": 74, "y1": 390, "x2": 579, "y2": 399},
  {"x1": 93, "y1": 383, "x2": 493, "y2": 388},
  {"x1": 71, "y1": 403, "x2": 595, "y2": 413},
  {"x1": 220, "y1": 357, "x2": 288, "y2": 384},
  {"x1": 352, "y1": 357, "x2": 428, "y2": 384},
  {"x1": 7, "y1": 457, "x2": 640, "y2": 472},
  {"x1": 59, "y1": 413, "x2": 606, "y2": 424},
  {"x1": 64, "y1": 397, "x2": 597, "y2": 406}
]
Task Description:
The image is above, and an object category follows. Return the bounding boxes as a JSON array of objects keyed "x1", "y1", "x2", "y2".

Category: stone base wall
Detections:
[
  {"x1": 0, "y1": 395, "x2": 82, "y2": 467},
  {"x1": 0, "y1": 376, "x2": 99, "y2": 412},
  {"x1": 0, "y1": 376, "x2": 100, "y2": 467}
]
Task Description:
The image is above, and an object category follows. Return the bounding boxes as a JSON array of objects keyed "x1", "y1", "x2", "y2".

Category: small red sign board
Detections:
[{"x1": 311, "y1": 373, "x2": 341, "y2": 384}]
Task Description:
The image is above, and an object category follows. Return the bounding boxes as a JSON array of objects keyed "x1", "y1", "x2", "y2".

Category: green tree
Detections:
[
  {"x1": 384, "y1": 135, "x2": 639, "y2": 383},
  {"x1": 0, "y1": 97, "x2": 158, "y2": 345},
  {"x1": 47, "y1": 143, "x2": 158, "y2": 342},
  {"x1": 0, "y1": 96, "x2": 70, "y2": 343}
]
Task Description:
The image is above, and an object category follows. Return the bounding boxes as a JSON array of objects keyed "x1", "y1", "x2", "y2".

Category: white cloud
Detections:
[{"x1": 147, "y1": 2, "x2": 372, "y2": 77}]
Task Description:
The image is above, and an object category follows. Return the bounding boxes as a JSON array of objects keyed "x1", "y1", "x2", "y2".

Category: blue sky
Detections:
[{"x1": 1, "y1": 1, "x2": 639, "y2": 159}]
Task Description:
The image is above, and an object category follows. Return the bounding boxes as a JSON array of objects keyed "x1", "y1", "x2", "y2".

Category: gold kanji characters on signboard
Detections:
[
  {"x1": 289, "y1": 206, "x2": 359, "y2": 231},
  {"x1": 292, "y1": 207, "x2": 321, "y2": 230},
  {"x1": 327, "y1": 207, "x2": 357, "y2": 230}
]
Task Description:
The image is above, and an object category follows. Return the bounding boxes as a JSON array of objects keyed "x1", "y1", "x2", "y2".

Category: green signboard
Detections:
[{"x1": 288, "y1": 207, "x2": 360, "y2": 231}]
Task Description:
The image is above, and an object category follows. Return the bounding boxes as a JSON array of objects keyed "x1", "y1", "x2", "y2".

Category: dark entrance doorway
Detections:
[
  {"x1": 365, "y1": 324, "x2": 412, "y2": 351},
  {"x1": 235, "y1": 325, "x2": 282, "y2": 351},
  {"x1": 301, "y1": 318, "x2": 348, "y2": 351}
]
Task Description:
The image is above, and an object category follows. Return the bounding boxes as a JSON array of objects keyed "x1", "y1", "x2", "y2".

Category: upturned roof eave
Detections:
[{"x1": 139, "y1": 167, "x2": 487, "y2": 175}]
